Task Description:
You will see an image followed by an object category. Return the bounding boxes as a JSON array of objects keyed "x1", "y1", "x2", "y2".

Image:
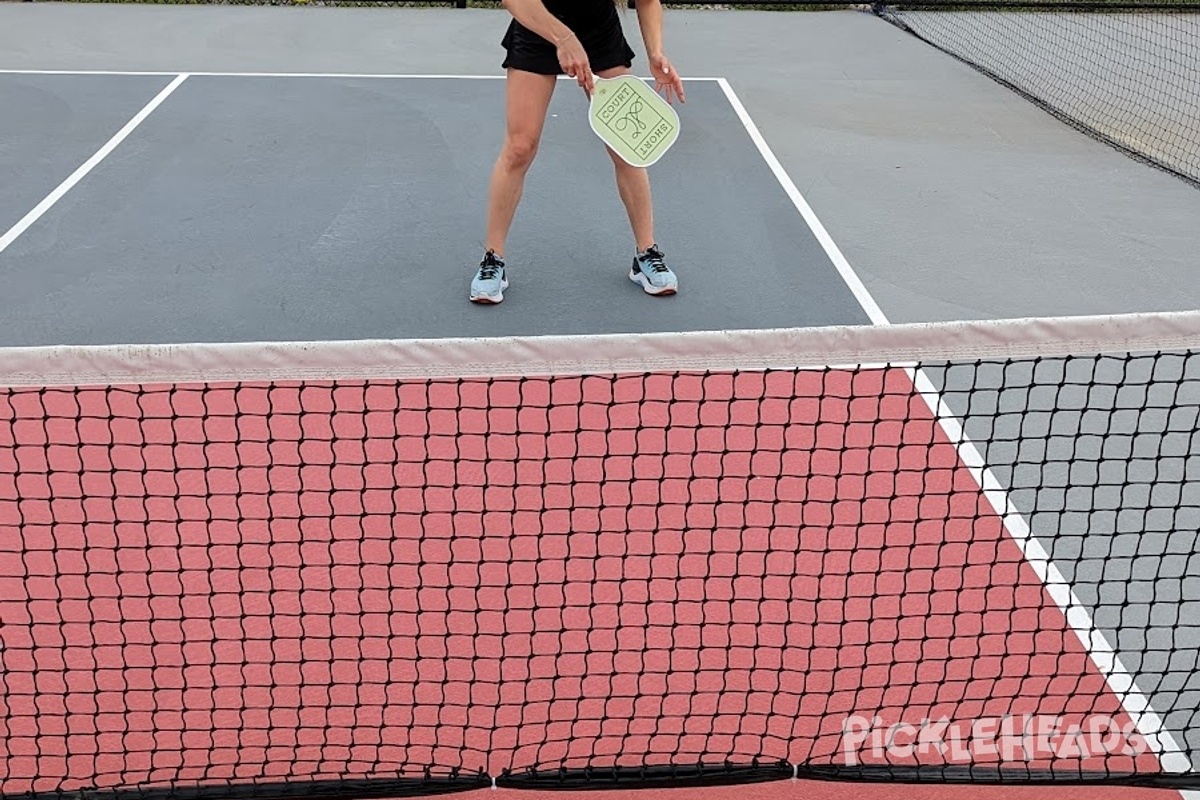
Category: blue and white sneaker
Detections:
[
  {"x1": 629, "y1": 245, "x2": 678, "y2": 296},
  {"x1": 470, "y1": 251, "x2": 508, "y2": 304}
]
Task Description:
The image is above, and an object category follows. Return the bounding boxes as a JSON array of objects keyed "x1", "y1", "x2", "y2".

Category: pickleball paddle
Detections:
[{"x1": 587, "y1": 73, "x2": 681, "y2": 168}]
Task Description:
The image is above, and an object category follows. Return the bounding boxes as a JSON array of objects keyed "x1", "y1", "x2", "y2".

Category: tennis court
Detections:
[{"x1": 1, "y1": 4, "x2": 1198, "y2": 800}]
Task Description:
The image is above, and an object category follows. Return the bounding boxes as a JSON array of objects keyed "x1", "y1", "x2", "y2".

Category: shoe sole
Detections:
[
  {"x1": 470, "y1": 278, "x2": 509, "y2": 304},
  {"x1": 629, "y1": 269, "x2": 677, "y2": 296}
]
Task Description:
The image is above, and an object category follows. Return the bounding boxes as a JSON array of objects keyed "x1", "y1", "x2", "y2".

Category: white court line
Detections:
[
  {"x1": 0, "y1": 70, "x2": 506, "y2": 78},
  {"x1": 0, "y1": 69, "x2": 724, "y2": 81},
  {"x1": 0, "y1": 73, "x2": 189, "y2": 257},
  {"x1": 0, "y1": 69, "x2": 183, "y2": 77},
  {"x1": 717, "y1": 78, "x2": 888, "y2": 326},
  {"x1": 718, "y1": 76, "x2": 1193, "y2": 775}
]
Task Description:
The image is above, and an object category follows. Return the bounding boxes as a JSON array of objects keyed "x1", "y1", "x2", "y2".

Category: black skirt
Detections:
[{"x1": 501, "y1": 0, "x2": 636, "y2": 76}]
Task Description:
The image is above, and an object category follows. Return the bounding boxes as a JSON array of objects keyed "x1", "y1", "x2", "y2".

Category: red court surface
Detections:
[{"x1": 0, "y1": 368, "x2": 1176, "y2": 795}]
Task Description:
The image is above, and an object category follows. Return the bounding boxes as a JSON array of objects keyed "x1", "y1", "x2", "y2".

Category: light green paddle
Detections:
[{"x1": 588, "y1": 73, "x2": 681, "y2": 168}]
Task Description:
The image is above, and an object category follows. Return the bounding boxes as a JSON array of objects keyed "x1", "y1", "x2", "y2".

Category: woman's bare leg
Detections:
[
  {"x1": 595, "y1": 65, "x2": 656, "y2": 252},
  {"x1": 485, "y1": 69, "x2": 558, "y2": 257}
]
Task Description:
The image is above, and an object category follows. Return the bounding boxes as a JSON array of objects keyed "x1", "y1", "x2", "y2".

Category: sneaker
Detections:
[
  {"x1": 470, "y1": 251, "x2": 508, "y2": 304},
  {"x1": 629, "y1": 245, "x2": 678, "y2": 296}
]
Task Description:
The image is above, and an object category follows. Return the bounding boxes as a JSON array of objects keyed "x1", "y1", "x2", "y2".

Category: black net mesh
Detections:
[
  {"x1": 1, "y1": 342, "x2": 1198, "y2": 798},
  {"x1": 869, "y1": 0, "x2": 1200, "y2": 188}
]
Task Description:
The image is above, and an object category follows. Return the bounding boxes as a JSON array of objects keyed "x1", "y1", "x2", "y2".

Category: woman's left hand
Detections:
[{"x1": 648, "y1": 53, "x2": 686, "y2": 105}]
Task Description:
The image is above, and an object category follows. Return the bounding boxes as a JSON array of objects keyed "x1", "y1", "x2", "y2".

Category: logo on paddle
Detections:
[{"x1": 589, "y1": 76, "x2": 680, "y2": 168}]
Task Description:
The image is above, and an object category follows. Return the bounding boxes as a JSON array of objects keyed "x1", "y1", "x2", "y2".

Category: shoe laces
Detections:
[
  {"x1": 478, "y1": 252, "x2": 504, "y2": 281},
  {"x1": 640, "y1": 246, "x2": 669, "y2": 273}
]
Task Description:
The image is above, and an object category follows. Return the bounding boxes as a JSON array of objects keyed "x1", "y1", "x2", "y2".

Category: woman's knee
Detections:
[{"x1": 502, "y1": 134, "x2": 541, "y2": 172}]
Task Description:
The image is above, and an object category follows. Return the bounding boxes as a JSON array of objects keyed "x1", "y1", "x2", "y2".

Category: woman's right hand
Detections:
[{"x1": 555, "y1": 32, "x2": 594, "y2": 96}]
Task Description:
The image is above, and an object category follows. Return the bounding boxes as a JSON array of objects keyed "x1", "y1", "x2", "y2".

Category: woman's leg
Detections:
[
  {"x1": 595, "y1": 65, "x2": 678, "y2": 295},
  {"x1": 595, "y1": 65, "x2": 656, "y2": 253},
  {"x1": 471, "y1": 68, "x2": 557, "y2": 303},
  {"x1": 485, "y1": 69, "x2": 558, "y2": 257}
]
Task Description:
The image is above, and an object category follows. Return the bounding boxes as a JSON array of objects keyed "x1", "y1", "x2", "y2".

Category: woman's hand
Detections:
[
  {"x1": 556, "y1": 32, "x2": 595, "y2": 96},
  {"x1": 648, "y1": 52, "x2": 685, "y2": 105}
]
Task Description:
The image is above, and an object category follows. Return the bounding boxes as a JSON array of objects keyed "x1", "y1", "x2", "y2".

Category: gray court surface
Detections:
[
  {"x1": 2, "y1": 4, "x2": 1198, "y2": 326},
  {"x1": 1, "y1": 0, "x2": 1199, "y2": 785},
  {"x1": 0, "y1": 72, "x2": 868, "y2": 345},
  {"x1": 0, "y1": 74, "x2": 175, "y2": 231}
]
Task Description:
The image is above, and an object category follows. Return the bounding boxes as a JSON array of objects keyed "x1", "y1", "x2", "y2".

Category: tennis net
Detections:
[
  {"x1": 868, "y1": 0, "x2": 1200, "y2": 188},
  {"x1": 1, "y1": 310, "x2": 1199, "y2": 799}
]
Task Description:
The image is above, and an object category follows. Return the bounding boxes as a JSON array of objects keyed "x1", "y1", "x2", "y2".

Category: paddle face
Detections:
[{"x1": 588, "y1": 74, "x2": 680, "y2": 168}]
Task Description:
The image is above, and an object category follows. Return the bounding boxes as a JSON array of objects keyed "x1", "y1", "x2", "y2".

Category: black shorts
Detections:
[{"x1": 501, "y1": 5, "x2": 636, "y2": 76}]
